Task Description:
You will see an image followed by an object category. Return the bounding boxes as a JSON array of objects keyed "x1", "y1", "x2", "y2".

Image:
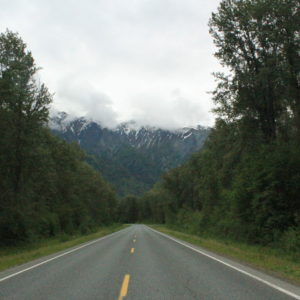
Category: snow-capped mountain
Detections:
[{"x1": 49, "y1": 112, "x2": 210, "y2": 195}]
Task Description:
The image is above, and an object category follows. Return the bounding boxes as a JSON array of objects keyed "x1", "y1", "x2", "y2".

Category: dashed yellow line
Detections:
[
  {"x1": 131, "y1": 247, "x2": 135, "y2": 254},
  {"x1": 118, "y1": 274, "x2": 130, "y2": 300}
]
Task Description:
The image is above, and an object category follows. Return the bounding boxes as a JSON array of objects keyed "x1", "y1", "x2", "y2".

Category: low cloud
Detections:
[
  {"x1": 54, "y1": 79, "x2": 118, "y2": 128},
  {"x1": 1, "y1": 0, "x2": 221, "y2": 129},
  {"x1": 126, "y1": 89, "x2": 213, "y2": 129}
]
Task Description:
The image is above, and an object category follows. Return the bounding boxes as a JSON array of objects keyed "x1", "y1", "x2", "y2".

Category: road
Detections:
[{"x1": 0, "y1": 225, "x2": 299, "y2": 300}]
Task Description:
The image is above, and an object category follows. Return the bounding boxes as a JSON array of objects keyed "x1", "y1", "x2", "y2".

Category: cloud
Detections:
[
  {"x1": 54, "y1": 79, "x2": 118, "y2": 128},
  {"x1": 126, "y1": 89, "x2": 213, "y2": 129},
  {"x1": 0, "y1": 0, "x2": 222, "y2": 128}
]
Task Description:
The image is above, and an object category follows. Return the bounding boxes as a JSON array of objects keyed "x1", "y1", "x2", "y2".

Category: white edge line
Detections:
[
  {"x1": 0, "y1": 228, "x2": 126, "y2": 283},
  {"x1": 147, "y1": 226, "x2": 300, "y2": 300}
]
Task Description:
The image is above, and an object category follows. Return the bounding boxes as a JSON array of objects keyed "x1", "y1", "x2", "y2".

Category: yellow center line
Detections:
[
  {"x1": 131, "y1": 247, "x2": 135, "y2": 254},
  {"x1": 118, "y1": 274, "x2": 130, "y2": 300}
]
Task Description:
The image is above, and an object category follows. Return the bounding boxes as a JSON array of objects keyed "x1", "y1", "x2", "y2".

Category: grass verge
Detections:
[
  {"x1": 0, "y1": 224, "x2": 127, "y2": 272},
  {"x1": 150, "y1": 225, "x2": 300, "y2": 285}
]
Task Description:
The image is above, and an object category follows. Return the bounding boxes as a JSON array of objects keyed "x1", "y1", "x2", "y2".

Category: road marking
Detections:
[
  {"x1": 131, "y1": 248, "x2": 135, "y2": 254},
  {"x1": 133, "y1": 239, "x2": 136, "y2": 243},
  {"x1": 149, "y1": 227, "x2": 300, "y2": 299},
  {"x1": 148, "y1": 227, "x2": 300, "y2": 300},
  {"x1": 0, "y1": 228, "x2": 127, "y2": 283},
  {"x1": 118, "y1": 274, "x2": 130, "y2": 300}
]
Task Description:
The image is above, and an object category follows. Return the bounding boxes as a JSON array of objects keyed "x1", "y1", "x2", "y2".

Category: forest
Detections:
[
  {"x1": 0, "y1": 31, "x2": 118, "y2": 245},
  {"x1": 1, "y1": 0, "x2": 299, "y2": 254},
  {"x1": 123, "y1": 0, "x2": 300, "y2": 253}
]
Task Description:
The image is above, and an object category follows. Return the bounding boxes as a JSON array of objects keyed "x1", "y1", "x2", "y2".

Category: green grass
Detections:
[
  {"x1": 0, "y1": 224, "x2": 127, "y2": 272},
  {"x1": 150, "y1": 225, "x2": 300, "y2": 285}
]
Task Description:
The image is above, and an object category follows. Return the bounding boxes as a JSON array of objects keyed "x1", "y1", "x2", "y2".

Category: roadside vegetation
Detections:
[
  {"x1": 0, "y1": 224, "x2": 126, "y2": 272},
  {"x1": 151, "y1": 225, "x2": 300, "y2": 284}
]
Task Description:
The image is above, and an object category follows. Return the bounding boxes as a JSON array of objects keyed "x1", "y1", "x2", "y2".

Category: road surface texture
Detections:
[{"x1": 0, "y1": 224, "x2": 299, "y2": 300}]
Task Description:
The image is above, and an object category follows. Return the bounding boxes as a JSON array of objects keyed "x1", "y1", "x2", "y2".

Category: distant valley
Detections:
[{"x1": 50, "y1": 112, "x2": 210, "y2": 195}]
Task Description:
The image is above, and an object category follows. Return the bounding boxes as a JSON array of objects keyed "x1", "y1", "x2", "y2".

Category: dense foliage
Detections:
[
  {"x1": 87, "y1": 145, "x2": 160, "y2": 196},
  {"x1": 0, "y1": 31, "x2": 117, "y2": 245},
  {"x1": 133, "y1": 0, "x2": 300, "y2": 252}
]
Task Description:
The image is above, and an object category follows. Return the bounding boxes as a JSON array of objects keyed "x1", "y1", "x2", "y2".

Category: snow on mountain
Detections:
[
  {"x1": 49, "y1": 111, "x2": 210, "y2": 195},
  {"x1": 49, "y1": 112, "x2": 210, "y2": 150}
]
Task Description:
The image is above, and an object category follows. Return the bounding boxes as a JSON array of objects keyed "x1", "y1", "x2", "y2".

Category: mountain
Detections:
[{"x1": 49, "y1": 112, "x2": 210, "y2": 196}]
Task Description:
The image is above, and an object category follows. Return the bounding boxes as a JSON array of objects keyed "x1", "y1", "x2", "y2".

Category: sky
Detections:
[{"x1": 0, "y1": 0, "x2": 222, "y2": 129}]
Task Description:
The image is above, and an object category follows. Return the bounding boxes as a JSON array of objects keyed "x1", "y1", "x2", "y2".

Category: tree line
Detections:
[
  {"x1": 0, "y1": 30, "x2": 118, "y2": 245},
  {"x1": 125, "y1": 0, "x2": 300, "y2": 252}
]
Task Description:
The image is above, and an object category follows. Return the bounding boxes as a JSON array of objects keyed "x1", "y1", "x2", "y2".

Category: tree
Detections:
[
  {"x1": 0, "y1": 30, "x2": 119, "y2": 245},
  {"x1": 209, "y1": 0, "x2": 299, "y2": 142},
  {"x1": 0, "y1": 30, "x2": 52, "y2": 242},
  {"x1": 0, "y1": 30, "x2": 52, "y2": 196},
  {"x1": 134, "y1": 1, "x2": 299, "y2": 250}
]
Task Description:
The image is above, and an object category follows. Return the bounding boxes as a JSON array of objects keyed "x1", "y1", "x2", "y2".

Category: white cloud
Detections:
[
  {"x1": 55, "y1": 79, "x2": 118, "y2": 128},
  {"x1": 0, "y1": 0, "x2": 222, "y2": 128},
  {"x1": 125, "y1": 88, "x2": 213, "y2": 129}
]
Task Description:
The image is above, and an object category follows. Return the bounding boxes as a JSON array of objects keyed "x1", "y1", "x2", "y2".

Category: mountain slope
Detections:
[{"x1": 50, "y1": 112, "x2": 210, "y2": 195}]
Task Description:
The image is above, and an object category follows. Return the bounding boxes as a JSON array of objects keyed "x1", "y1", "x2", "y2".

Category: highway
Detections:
[{"x1": 0, "y1": 225, "x2": 299, "y2": 300}]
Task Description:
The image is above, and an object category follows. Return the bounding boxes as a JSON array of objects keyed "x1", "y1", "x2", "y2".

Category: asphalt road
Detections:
[{"x1": 0, "y1": 224, "x2": 299, "y2": 300}]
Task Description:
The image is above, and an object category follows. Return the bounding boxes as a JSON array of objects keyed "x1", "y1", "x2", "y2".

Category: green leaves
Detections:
[
  {"x1": 0, "y1": 31, "x2": 118, "y2": 246},
  {"x1": 136, "y1": 1, "x2": 299, "y2": 251},
  {"x1": 210, "y1": 0, "x2": 300, "y2": 141}
]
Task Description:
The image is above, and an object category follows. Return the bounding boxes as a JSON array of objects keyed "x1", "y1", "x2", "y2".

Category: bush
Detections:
[{"x1": 280, "y1": 227, "x2": 300, "y2": 254}]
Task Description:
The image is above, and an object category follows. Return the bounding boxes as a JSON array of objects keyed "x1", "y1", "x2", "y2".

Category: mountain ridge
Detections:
[{"x1": 50, "y1": 112, "x2": 210, "y2": 195}]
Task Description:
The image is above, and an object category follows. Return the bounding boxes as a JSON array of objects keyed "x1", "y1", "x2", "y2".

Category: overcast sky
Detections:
[{"x1": 0, "y1": 0, "x2": 222, "y2": 129}]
